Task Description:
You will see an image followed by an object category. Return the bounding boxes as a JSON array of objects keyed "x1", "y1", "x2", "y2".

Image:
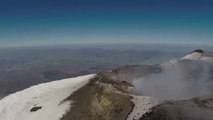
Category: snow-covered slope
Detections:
[
  {"x1": 0, "y1": 72, "x2": 157, "y2": 120},
  {"x1": 127, "y1": 95, "x2": 158, "y2": 120},
  {"x1": 181, "y1": 49, "x2": 213, "y2": 61},
  {"x1": 0, "y1": 74, "x2": 95, "y2": 120}
]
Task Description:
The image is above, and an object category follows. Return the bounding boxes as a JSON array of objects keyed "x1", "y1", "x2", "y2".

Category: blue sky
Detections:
[{"x1": 0, "y1": 0, "x2": 213, "y2": 47}]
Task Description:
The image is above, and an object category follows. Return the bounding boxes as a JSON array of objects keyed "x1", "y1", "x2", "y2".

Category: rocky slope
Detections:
[{"x1": 140, "y1": 95, "x2": 213, "y2": 120}]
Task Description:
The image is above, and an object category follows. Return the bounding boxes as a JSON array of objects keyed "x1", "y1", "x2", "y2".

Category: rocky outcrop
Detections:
[
  {"x1": 60, "y1": 73, "x2": 135, "y2": 120},
  {"x1": 140, "y1": 95, "x2": 213, "y2": 120}
]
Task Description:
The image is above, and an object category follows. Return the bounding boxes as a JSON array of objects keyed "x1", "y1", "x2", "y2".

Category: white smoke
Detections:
[{"x1": 132, "y1": 59, "x2": 212, "y2": 100}]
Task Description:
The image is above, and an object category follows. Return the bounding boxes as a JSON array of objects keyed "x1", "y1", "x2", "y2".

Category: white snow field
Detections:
[
  {"x1": 127, "y1": 95, "x2": 158, "y2": 120},
  {"x1": 181, "y1": 51, "x2": 213, "y2": 61},
  {"x1": 0, "y1": 74, "x2": 95, "y2": 120}
]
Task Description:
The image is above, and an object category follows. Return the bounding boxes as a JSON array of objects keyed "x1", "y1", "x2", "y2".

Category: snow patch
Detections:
[
  {"x1": 181, "y1": 52, "x2": 202, "y2": 60},
  {"x1": 181, "y1": 52, "x2": 213, "y2": 62},
  {"x1": 127, "y1": 95, "x2": 158, "y2": 120},
  {"x1": 0, "y1": 74, "x2": 95, "y2": 120}
]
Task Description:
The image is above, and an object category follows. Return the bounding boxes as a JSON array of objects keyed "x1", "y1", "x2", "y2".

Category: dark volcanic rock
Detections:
[
  {"x1": 30, "y1": 106, "x2": 42, "y2": 112},
  {"x1": 108, "y1": 64, "x2": 162, "y2": 83},
  {"x1": 193, "y1": 49, "x2": 204, "y2": 53},
  {"x1": 60, "y1": 73, "x2": 135, "y2": 120},
  {"x1": 140, "y1": 95, "x2": 213, "y2": 120}
]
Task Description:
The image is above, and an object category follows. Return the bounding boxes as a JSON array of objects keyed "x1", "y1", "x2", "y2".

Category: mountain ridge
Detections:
[{"x1": 0, "y1": 49, "x2": 213, "y2": 120}]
